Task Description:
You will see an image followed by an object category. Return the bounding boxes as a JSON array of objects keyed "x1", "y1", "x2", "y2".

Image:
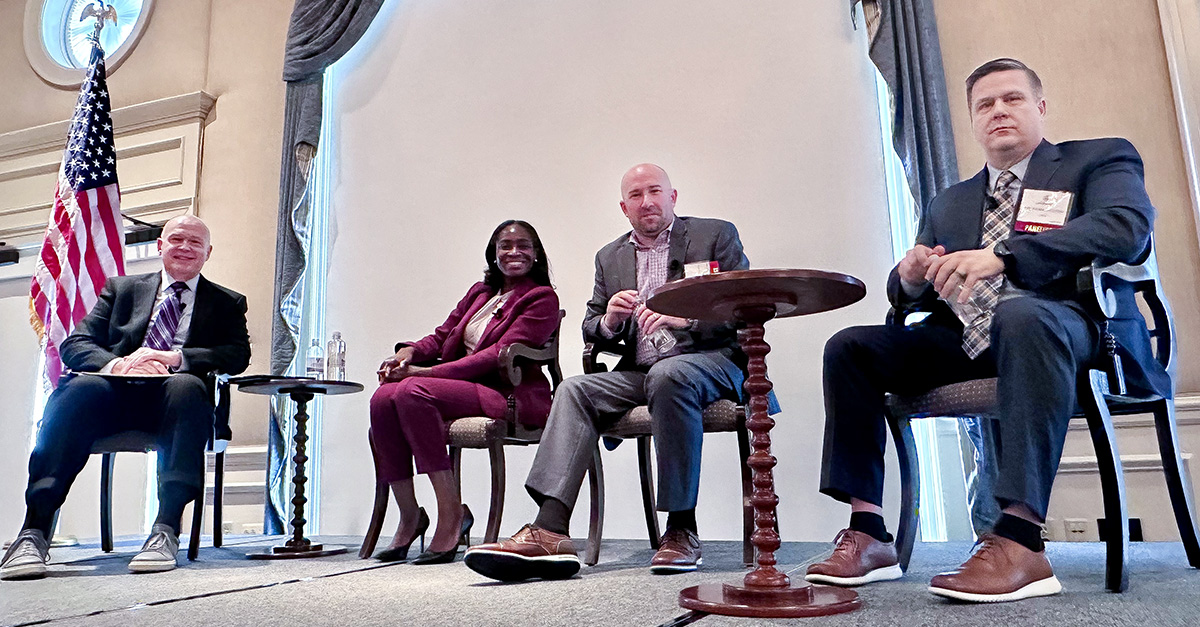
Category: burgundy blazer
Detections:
[{"x1": 399, "y1": 278, "x2": 560, "y2": 427}]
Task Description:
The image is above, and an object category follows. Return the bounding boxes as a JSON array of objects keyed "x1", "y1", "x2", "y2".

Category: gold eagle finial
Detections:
[{"x1": 81, "y1": 2, "x2": 118, "y2": 29}]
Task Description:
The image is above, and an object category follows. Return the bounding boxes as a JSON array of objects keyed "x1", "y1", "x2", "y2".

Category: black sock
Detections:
[
  {"x1": 534, "y1": 498, "x2": 571, "y2": 536},
  {"x1": 666, "y1": 509, "x2": 697, "y2": 534},
  {"x1": 153, "y1": 496, "x2": 190, "y2": 537},
  {"x1": 849, "y1": 511, "x2": 892, "y2": 543},
  {"x1": 993, "y1": 514, "x2": 1045, "y2": 552},
  {"x1": 23, "y1": 505, "x2": 56, "y2": 538}
]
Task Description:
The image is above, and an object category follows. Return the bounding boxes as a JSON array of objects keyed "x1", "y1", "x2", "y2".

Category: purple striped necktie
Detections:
[{"x1": 142, "y1": 281, "x2": 188, "y2": 351}]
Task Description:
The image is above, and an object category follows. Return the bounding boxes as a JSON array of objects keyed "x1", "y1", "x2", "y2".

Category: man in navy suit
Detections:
[
  {"x1": 807, "y1": 58, "x2": 1169, "y2": 602},
  {"x1": 1, "y1": 215, "x2": 250, "y2": 580}
]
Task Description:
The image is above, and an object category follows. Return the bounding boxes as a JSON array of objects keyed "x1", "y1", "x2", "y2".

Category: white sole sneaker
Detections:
[
  {"x1": 928, "y1": 575, "x2": 1062, "y2": 603},
  {"x1": 805, "y1": 563, "x2": 903, "y2": 587},
  {"x1": 128, "y1": 558, "x2": 177, "y2": 574},
  {"x1": 0, "y1": 561, "x2": 48, "y2": 580}
]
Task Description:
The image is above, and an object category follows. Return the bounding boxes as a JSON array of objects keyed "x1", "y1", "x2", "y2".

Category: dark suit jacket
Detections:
[
  {"x1": 61, "y1": 272, "x2": 251, "y2": 378},
  {"x1": 886, "y1": 138, "x2": 1170, "y2": 397},
  {"x1": 398, "y1": 278, "x2": 560, "y2": 428},
  {"x1": 582, "y1": 216, "x2": 749, "y2": 372}
]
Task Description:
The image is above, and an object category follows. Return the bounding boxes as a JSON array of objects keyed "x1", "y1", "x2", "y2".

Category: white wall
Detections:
[{"x1": 317, "y1": 0, "x2": 901, "y2": 542}]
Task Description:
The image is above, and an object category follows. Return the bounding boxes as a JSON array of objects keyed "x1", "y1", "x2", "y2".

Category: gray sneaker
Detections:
[
  {"x1": 128, "y1": 524, "x2": 179, "y2": 573},
  {"x1": 1, "y1": 529, "x2": 50, "y2": 580}
]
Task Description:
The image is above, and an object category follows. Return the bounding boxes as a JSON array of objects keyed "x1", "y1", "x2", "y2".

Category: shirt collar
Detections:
[
  {"x1": 987, "y1": 151, "x2": 1033, "y2": 193},
  {"x1": 628, "y1": 218, "x2": 674, "y2": 248},
  {"x1": 160, "y1": 270, "x2": 200, "y2": 294}
]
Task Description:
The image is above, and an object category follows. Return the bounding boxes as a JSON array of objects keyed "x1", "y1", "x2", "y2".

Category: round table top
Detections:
[
  {"x1": 233, "y1": 376, "x2": 364, "y2": 397},
  {"x1": 647, "y1": 268, "x2": 866, "y2": 321}
]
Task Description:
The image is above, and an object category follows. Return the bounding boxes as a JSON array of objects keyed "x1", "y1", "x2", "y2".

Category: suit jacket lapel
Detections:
[
  {"x1": 1020, "y1": 139, "x2": 1063, "y2": 194},
  {"x1": 444, "y1": 287, "x2": 491, "y2": 358},
  {"x1": 130, "y1": 273, "x2": 161, "y2": 338},
  {"x1": 960, "y1": 168, "x2": 988, "y2": 248},
  {"x1": 477, "y1": 280, "x2": 533, "y2": 348},
  {"x1": 185, "y1": 275, "x2": 214, "y2": 347},
  {"x1": 667, "y1": 217, "x2": 689, "y2": 280},
  {"x1": 614, "y1": 236, "x2": 637, "y2": 291}
]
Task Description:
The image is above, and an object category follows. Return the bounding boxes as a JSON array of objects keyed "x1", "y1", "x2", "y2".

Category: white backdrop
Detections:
[{"x1": 317, "y1": 0, "x2": 903, "y2": 542}]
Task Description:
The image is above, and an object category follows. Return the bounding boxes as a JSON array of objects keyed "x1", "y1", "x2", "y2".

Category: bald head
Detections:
[
  {"x1": 158, "y1": 214, "x2": 212, "y2": 281},
  {"x1": 619, "y1": 163, "x2": 677, "y2": 241}
]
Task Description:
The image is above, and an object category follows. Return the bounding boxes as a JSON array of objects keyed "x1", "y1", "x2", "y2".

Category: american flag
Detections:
[{"x1": 29, "y1": 32, "x2": 125, "y2": 389}]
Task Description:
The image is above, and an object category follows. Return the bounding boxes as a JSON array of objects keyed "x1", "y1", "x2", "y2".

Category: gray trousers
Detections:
[{"x1": 525, "y1": 351, "x2": 743, "y2": 513}]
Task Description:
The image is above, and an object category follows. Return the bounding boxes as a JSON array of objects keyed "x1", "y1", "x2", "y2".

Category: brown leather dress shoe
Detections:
[
  {"x1": 463, "y1": 524, "x2": 580, "y2": 582},
  {"x1": 928, "y1": 534, "x2": 1062, "y2": 602},
  {"x1": 805, "y1": 528, "x2": 903, "y2": 586},
  {"x1": 650, "y1": 528, "x2": 702, "y2": 574}
]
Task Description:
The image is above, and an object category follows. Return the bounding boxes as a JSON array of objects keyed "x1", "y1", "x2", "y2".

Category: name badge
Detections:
[
  {"x1": 1014, "y1": 189, "x2": 1073, "y2": 233},
  {"x1": 684, "y1": 261, "x2": 720, "y2": 278}
]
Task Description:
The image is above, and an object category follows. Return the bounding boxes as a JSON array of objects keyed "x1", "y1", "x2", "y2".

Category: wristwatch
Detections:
[{"x1": 993, "y1": 239, "x2": 1014, "y2": 271}]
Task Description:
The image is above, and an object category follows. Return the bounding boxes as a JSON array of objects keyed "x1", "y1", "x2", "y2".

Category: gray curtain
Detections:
[
  {"x1": 266, "y1": 0, "x2": 384, "y2": 534},
  {"x1": 860, "y1": 0, "x2": 958, "y2": 212}
]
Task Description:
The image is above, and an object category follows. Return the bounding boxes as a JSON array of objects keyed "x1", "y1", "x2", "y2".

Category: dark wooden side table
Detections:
[
  {"x1": 648, "y1": 268, "x2": 867, "y2": 618},
  {"x1": 235, "y1": 376, "x2": 364, "y2": 559}
]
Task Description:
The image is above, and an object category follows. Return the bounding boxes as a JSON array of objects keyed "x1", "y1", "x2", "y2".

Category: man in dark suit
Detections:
[
  {"x1": 1, "y1": 215, "x2": 250, "y2": 580},
  {"x1": 807, "y1": 58, "x2": 1169, "y2": 602},
  {"x1": 466, "y1": 163, "x2": 759, "y2": 581}
]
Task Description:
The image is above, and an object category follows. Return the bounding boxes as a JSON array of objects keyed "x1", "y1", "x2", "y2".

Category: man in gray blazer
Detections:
[{"x1": 466, "y1": 163, "x2": 753, "y2": 581}]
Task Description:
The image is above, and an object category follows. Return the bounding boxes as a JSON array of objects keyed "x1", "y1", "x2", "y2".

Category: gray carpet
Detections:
[{"x1": 2, "y1": 535, "x2": 1197, "y2": 627}]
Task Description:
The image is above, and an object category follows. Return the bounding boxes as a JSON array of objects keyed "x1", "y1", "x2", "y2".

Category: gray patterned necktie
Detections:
[{"x1": 959, "y1": 170, "x2": 1017, "y2": 358}]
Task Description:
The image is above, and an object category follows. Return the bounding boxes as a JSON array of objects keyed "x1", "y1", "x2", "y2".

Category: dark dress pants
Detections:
[
  {"x1": 819, "y1": 295, "x2": 1098, "y2": 521},
  {"x1": 23, "y1": 373, "x2": 213, "y2": 534}
]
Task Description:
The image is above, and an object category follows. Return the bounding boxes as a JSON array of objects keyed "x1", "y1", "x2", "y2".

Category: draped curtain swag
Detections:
[
  {"x1": 266, "y1": 0, "x2": 384, "y2": 534},
  {"x1": 857, "y1": 0, "x2": 959, "y2": 215}
]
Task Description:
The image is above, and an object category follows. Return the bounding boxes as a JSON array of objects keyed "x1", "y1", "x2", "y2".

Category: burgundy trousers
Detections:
[{"x1": 369, "y1": 377, "x2": 508, "y2": 483}]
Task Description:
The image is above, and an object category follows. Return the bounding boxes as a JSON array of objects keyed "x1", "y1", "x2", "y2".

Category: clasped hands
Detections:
[
  {"x1": 601, "y1": 289, "x2": 691, "y2": 335},
  {"x1": 377, "y1": 346, "x2": 431, "y2": 384},
  {"x1": 111, "y1": 348, "x2": 181, "y2": 375},
  {"x1": 899, "y1": 244, "x2": 1006, "y2": 305}
]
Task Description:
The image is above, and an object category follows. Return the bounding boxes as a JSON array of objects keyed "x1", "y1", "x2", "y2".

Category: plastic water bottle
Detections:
[
  {"x1": 305, "y1": 339, "x2": 324, "y2": 379},
  {"x1": 326, "y1": 331, "x2": 346, "y2": 381}
]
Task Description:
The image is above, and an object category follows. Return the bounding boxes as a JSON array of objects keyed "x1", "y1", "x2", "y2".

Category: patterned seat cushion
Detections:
[
  {"x1": 601, "y1": 399, "x2": 743, "y2": 439},
  {"x1": 446, "y1": 416, "x2": 509, "y2": 449},
  {"x1": 885, "y1": 378, "x2": 998, "y2": 420}
]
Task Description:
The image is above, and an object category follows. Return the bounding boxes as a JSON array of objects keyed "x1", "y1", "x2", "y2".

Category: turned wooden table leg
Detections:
[{"x1": 678, "y1": 305, "x2": 859, "y2": 618}]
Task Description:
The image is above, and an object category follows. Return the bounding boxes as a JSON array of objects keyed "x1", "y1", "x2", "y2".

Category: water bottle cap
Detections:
[{"x1": 332, "y1": 331, "x2": 342, "y2": 339}]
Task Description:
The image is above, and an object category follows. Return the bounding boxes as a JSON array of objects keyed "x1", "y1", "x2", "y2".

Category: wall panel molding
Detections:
[{"x1": 0, "y1": 91, "x2": 215, "y2": 250}]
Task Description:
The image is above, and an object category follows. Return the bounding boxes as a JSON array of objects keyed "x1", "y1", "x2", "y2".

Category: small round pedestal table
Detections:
[
  {"x1": 648, "y1": 268, "x2": 866, "y2": 618},
  {"x1": 235, "y1": 377, "x2": 364, "y2": 559}
]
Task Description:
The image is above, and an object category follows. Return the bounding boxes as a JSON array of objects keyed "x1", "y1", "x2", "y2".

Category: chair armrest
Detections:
[
  {"x1": 498, "y1": 342, "x2": 556, "y2": 386},
  {"x1": 886, "y1": 303, "x2": 931, "y2": 327},
  {"x1": 582, "y1": 342, "x2": 624, "y2": 374},
  {"x1": 211, "y1": 372, "x2": 233, "y2": 442}
]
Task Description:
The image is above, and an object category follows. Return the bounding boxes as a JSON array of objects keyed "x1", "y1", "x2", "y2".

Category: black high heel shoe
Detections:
[
  {"x1": 375, "y1": 507, "x2": 429, "y2": 562},
  {"x1": 412, "y1": 504, "x2": 474, "y2": 565}
]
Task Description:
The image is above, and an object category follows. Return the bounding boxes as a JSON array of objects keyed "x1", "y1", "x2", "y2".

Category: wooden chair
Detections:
[
  {"x1": 87, "y1": 373, "x2": 231, "y2": 561},
  {"x1": 580, "y1": 344, "x2": 754, "y2": 567},
  {"x1": 359, "y1": 311, "x2": 568, "y2": 558},
  {"x1": 884, "y1": 243, "x2": 1200, "y2": 592}
]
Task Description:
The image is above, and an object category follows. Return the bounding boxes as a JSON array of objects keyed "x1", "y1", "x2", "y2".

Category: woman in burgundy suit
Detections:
[{"x1": 370, "y1": 220, "x2": 559, "y2": 564}]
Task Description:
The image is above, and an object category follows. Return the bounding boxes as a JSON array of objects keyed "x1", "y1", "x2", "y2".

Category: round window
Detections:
[{"x1": 24, "y1": 0, "x2": 155, "y2": 87}]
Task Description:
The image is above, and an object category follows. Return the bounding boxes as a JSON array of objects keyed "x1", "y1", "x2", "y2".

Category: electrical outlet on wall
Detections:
[
  {"x1": 240, "y1": 523, "x2": 263, "y2": 535},
  {"x1": 222, "y1": 522, "x2": 234, "y2": 535},
  {"x1": 1064, "y1": 518, "x2": 1089, "y2": 535}
]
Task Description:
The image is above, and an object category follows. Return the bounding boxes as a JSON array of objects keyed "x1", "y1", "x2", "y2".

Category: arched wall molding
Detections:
[{"x1": 23, "y1": 0, "x2": 157, "y2": 88}]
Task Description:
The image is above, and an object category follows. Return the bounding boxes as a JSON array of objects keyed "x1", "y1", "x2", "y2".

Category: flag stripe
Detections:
[{"x1": 28, "y1": 35, "x2": 124, "y2": 390}]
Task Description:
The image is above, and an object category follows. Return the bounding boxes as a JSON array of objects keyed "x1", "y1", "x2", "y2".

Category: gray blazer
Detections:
[{"x1": 582, "y1": 216, "x2": 749, "y2": 372}]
